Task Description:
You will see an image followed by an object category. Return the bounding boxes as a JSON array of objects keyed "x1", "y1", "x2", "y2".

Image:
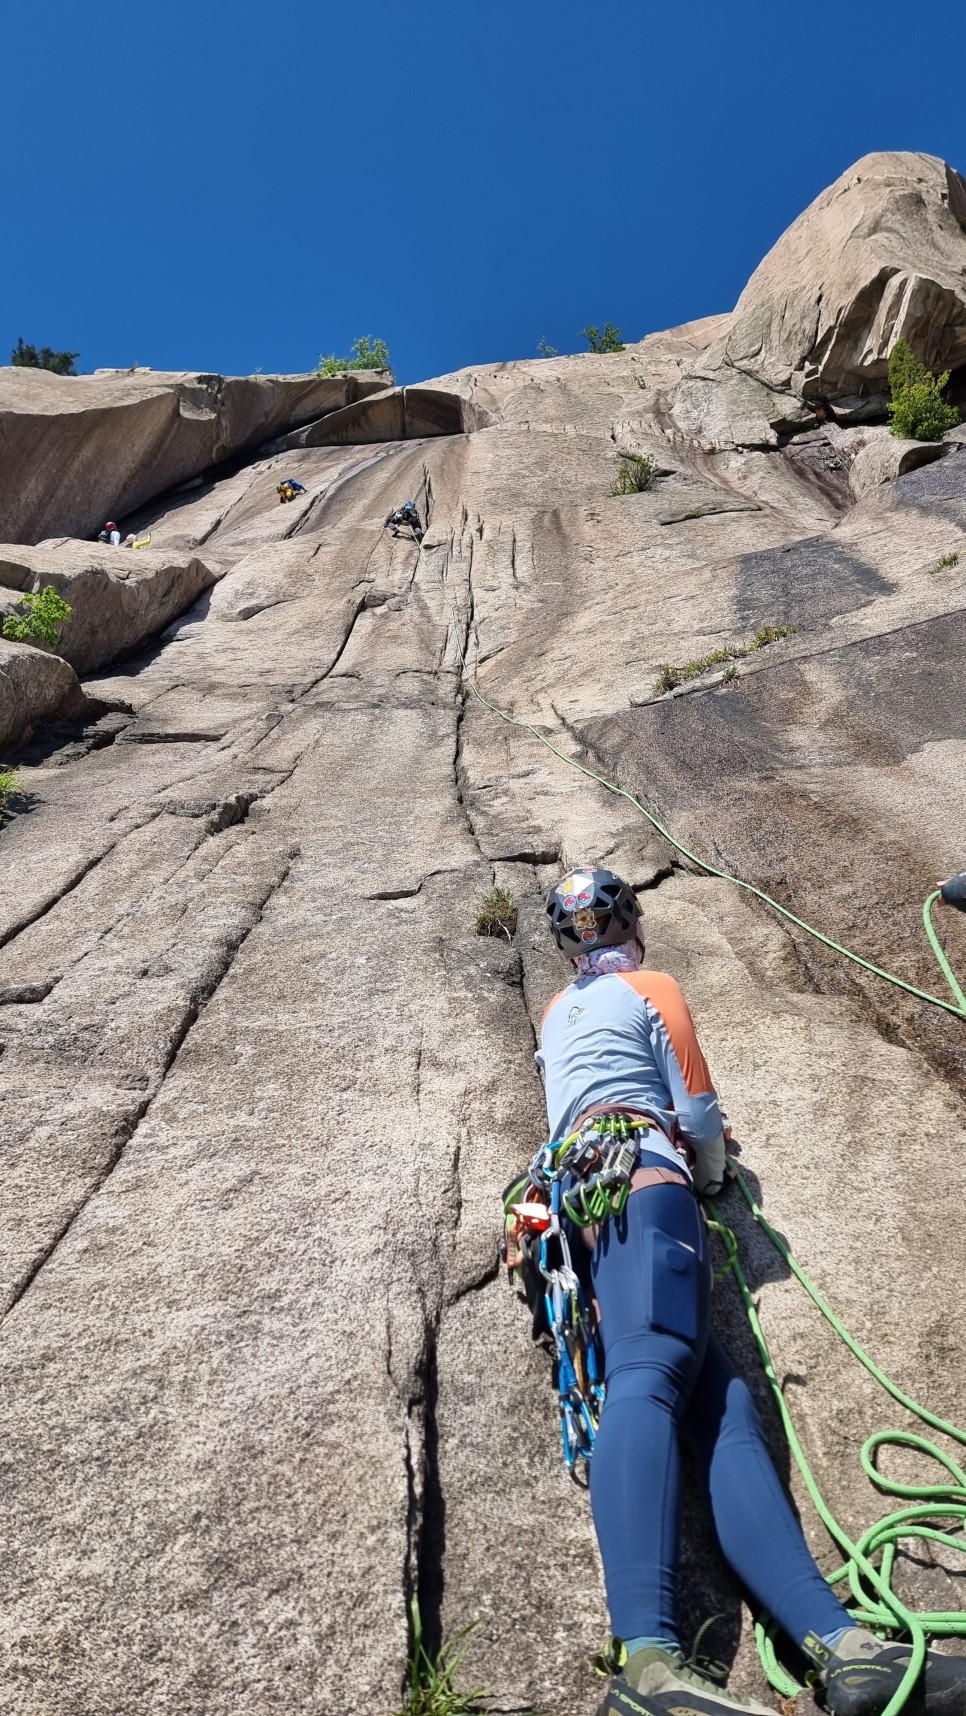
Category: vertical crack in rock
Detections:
[
  {"x1": 392, "y1": 1292, "x2": 446, "y2": 1667},
  {"x1": 453, "y1": 679, "x2": 486, "y2": 862},
  {"x1": 2, "y1": 845, "x2": 294, "y2": 1320},
  {"x1": 413, "y1": 1324, "x2": 445, "y2": 1659}
]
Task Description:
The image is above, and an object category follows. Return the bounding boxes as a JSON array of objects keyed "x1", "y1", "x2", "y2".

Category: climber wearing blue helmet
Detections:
[{"x1": 385, "y1": 500, "x2": 424, "y2": 541}]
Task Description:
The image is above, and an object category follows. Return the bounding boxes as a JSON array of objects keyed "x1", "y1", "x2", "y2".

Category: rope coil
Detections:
[{"x1": 712, "y1": 1172, "x2": 966, "y2": 1712}]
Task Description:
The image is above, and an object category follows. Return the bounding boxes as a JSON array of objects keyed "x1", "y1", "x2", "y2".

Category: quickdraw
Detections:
[{"x1": 501, "y1": 1115, "x2": 651, "y2": 1473}]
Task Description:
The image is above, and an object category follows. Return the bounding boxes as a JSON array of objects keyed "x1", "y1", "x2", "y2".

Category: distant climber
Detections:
[
  {"x1": 97, "y1": 521, "x2": 122, "y2": 546},
  {"x1": 277, "y1": 478, "x2": 306, "y2": 503},
  {"x1": 523, "y1": 865, "x2": 966, "y2": 1716},
  {"x1": 385, "y1": 500, "x2": 423, "y2": 541}
]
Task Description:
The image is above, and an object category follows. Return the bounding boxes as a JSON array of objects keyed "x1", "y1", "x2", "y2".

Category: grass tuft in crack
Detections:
[
  {"x1": 0, "y1": 767, "x2": 18, "y2": 826},
  {"x1": 610, "y1": 452, "x2": 655, "y2": 495},
  {"x1": 931, "y1": 551, "x2": 960, "y2": 574},
  {"x1": 475, "y1": 887, "x2": 518, "y2": 940},
  {"x1": 393, "y1": 1597, "x2": 490, "y2": 1716},
  {"x1": 653, "y1": 624, "x2": 798, "y2": 695}
]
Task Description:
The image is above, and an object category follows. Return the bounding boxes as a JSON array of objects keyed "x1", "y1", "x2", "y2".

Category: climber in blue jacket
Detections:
[
  {"x1": 536, "y1": 864, "x2": 966, "y2": 1716},
  {"x1": 385, "y1": 500, "x2": 423, "y2": 540}
]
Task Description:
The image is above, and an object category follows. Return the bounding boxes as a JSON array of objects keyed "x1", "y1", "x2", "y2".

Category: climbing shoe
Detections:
[
  {"x1": 594, "y1": 1642, "x2": 777, "y2": 1716},
  {"x1": 805, "y1": 1626, "x2": 966, "y2": 1714}
]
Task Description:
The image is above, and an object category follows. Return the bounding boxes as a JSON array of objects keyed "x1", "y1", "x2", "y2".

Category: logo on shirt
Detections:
[{"x1": 567, "y1": 1005, "x2": 585, "y2": 1025}]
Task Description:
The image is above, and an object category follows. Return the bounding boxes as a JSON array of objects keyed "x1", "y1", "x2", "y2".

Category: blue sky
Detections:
[{"x1": 4, "y1": 0, "x2": 966, "y2": 385}]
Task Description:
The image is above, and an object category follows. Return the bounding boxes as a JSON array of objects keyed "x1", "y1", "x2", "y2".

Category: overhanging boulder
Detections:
[
  {"x1": 672, "y1": 151, "x2": 966, "y2": 449},
  {"x1": 0, "y1": 638, "x2": 90, "y2": 757},
  {"x1": 0, "y1": 540, "x2": 222, "y2": 674},
  {"x1": 0, "y1": 367, "x2": 389, "y2": 545},
  {"x1": 272, "y1": 384, "x2": 473, "y2": 449}
]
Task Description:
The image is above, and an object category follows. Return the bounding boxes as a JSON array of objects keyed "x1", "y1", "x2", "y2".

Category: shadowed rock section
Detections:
[
  {"x1": 273, "y1": 383, "x2": 475, "y2": 449},
  {"x1": 0, "y1": 366, "x2": 389, "y2": 543},
  {"x1": 1, "y1": 150, "x2": 966, "y2": 1716}
]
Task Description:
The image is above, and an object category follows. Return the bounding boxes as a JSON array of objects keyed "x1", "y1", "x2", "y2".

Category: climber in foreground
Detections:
[
  {"x1": 276, "y1": 477, "x2": 306, "y2": 503},
  {"x1": 535, "y1": 865, "x2": 966, "y2": 1716},
  {"x1": 385, "y1": 499, "x2": 423, "y2": 540},
  {"x1": 97, "y1": 520, "x2": 122, "y2": 545}
]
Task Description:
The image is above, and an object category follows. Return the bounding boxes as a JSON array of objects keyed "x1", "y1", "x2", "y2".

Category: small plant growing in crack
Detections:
[
  {"x1": 687, "y1": 506, "x2": 706, "y2": 518},
  {"x1": 721, "y1": 664, "x2": 739, "y2": 684},
  {"x1": 393, "y1": 1596, "x2": 490, "y2": 1716},
  {"x1": 2, "y1": 585, "x2": 72, "y2": 649},
  {"x1": 634, "y1": 373, "x2": 648, "y2": 390},
  {"x1": 0, "y1": 767, "x2": 18, "y2": 826},
  {"x1": 931, "y1": 551, "x2": 960, "y2": 573},
  {"x1": 475, "y1": 886, "x2": 518, "y2": 940},
  {"x1": 652, "y1": 624, "x2": 798, "y2": 694},
  {"x1": 610, "y1": 452, "x2": 655, "y2": 495}
]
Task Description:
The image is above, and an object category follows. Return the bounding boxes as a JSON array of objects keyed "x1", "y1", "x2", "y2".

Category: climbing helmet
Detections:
[{"x1": 546, "y1": 865, "x2": 640, "y2": 957}]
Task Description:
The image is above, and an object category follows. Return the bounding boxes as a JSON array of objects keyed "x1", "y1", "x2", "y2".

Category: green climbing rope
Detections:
[
  {"x1": 415, "y1": 537, "x2": 966, "y2": 1022},
  {"x1": 710, "y1": 1173, "x2": 966, "y2": 1713},
  {"x1": 404, "y1": 529, "x2": 966, "y2": 1711}
]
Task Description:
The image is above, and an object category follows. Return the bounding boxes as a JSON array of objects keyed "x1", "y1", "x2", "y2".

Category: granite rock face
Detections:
[
  {"x1": 1, "y1": 154, "x2": 965, "y2": 1716},
  {"x1": 0, "y1": 638, "x2": 90, "y2": 755},
  {"x1": 672, "y1": 151, "x2": 966, "y2": 448},
  {"x1": 0, "y1": 366, "x2": 389, "y2": 544},
  {"x1": 0, "y1": 540, "x2": 223, "y2": 673}
]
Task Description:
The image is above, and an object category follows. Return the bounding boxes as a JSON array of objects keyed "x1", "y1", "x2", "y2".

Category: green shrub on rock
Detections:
[
  {"x1": 611, "y1": 452, "x2": 655, "y2": 495},
  {"x1": 583, "y1": 322, "x2": 624, "y2": 353},
  {"x1": 2, "y1": 586, "x2": 72, "y2": 649},
  {"x1": 887, "y1": 339, "x2": 959, "y2": 440},
  {"x1": 11, "y1": 336, "x2": 79, "y2": 375},
  {"x1": 317, "y1": 335, "x2": 390, "y2": 377}
]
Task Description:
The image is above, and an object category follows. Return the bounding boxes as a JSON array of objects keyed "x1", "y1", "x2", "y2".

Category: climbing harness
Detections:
[
  {"x1": 398, "y1": 527, "x2": 966, "y2": 1710},
  {"x1": 502, "y1": 1116, "x2": 655, "y2": 1472},
  {"x1": 503, "y1": 1114, "x2": 677, "y2": 1471}
]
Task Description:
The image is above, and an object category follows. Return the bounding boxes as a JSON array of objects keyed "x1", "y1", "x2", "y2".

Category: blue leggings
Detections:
[{"x1": 588, "y1": 1156, "x2": 850, "y2": 1647}]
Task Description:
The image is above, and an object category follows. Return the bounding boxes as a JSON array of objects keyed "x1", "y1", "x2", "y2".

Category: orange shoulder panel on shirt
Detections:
[
  {"x1": 619, "y1": 970, "x2": 714, "y2": 1096},
  {"x1": 540, "y1": 990, "x2": 566, "y2": 1032}
]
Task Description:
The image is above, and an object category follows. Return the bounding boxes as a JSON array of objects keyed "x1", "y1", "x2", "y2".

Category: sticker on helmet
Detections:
[
  {"x1": 557, "y1": 871, "x2": 595, "y2": 912},
  {"x1": 572, "y1": 906, "x2": 597, "y2": 930},
  {"x1": 580, "y1": 928, "x2": 598, "y2": 942}
]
